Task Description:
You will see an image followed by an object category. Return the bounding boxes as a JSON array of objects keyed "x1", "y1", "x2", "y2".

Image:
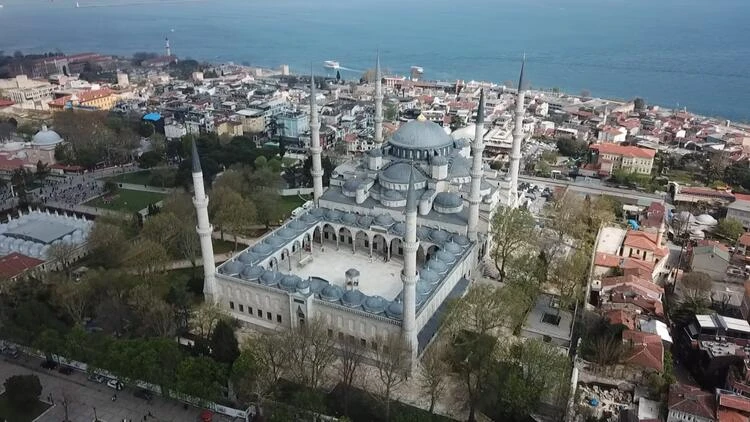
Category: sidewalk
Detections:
[{"x1": 0, "y1": 356, "x2": 237, "y2": 422}]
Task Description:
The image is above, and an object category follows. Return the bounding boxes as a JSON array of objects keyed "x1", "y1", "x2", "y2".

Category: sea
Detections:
[{"x1": 0, "y1": 0, "x2": 749, "y2": 121}]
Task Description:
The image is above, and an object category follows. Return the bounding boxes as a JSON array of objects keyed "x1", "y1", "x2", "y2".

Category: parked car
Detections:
[
  {"x1": 58, "y1": 366, "x2": 74, "y2": 375},
  {"x1": 106, "y1": 379, "x2": 124, "y2": 390},
  {"x1": 134, "y1": 389, "x2": 154, "y2": 401},
  {"x1": 88, "y1": 373, "x2": 106, "y2": 383},
  {"x1": 2, "y1": 346, "x2": 19, "y2": 358},
  {"x1": 41, "y1": 360, "x2": 58, "y2": 370}
]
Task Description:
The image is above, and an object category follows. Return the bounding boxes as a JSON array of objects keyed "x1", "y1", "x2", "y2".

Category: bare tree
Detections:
[
  {"x1": 420, "y1": 340, "x2": 449, "y2": 416},
  {"x1": 192, "y1": 302, "x2": 226, "y2": 341},
  {"x1": 337, "y1": 335, "x2": 366, "y2": 416},
  {"x1": 55, "y1": 280, "x2": 91, "y2": 324},
  {"x1": 285, "y1": 319, "x2": 337, "y2": 389},
  {"x1": 489, "y1": 206, "x2": 536, "y2": 282},
  {"x1": 48, "y1": 243, "x2": 80, "y2": 277},
  {"x1": 373, "y1": 333, "x2": 410, "y2": 422}
]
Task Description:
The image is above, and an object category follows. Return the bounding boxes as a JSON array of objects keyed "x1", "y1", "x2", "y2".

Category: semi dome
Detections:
[
  {"x1": 382, "y1": 189, "x2": 404, "y2": 201},
  {"x1": 380, "y1": 163, "x2": 427, "y2": 185},
  {"x1": 32, "y1": 127, "x2": 63, "y2": 146},
  {"x1": 434, "y1": 192, "x2": 463, "y2": 208},
  {"x1": 450, "y1": 123, "x2": 476, "y2": 141},
  {"x1": 389, "y1": 120, "x2": 453, "y2": 150},
  {"x1": 343, "y1": 179, "x2": 362, "y2": 192}
]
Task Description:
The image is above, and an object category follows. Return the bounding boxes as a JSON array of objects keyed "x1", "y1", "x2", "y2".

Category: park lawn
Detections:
[
  {"x1": 85, "y1": 189, "x2": 166, "y2": 213},
  {"x1": 280, "y1": 195, "x2": 306, "y2": 218},
  {"x1": 0, "y1": 394, "x2": 50, "y2": 422},
  {"x1": 106, "y1": 170, "x2": 152, "y2": 185},
  {"x1": 213, "y1": 238, "x2": 238, "y2": 254}
]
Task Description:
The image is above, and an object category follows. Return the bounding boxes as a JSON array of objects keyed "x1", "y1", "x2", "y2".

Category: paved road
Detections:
[
  {"x1": 518, "y1": 174, "x2": 666, "y2": 204},
  {"x1": 0, "y1": 356, "x2": 216, "y2": 422}
]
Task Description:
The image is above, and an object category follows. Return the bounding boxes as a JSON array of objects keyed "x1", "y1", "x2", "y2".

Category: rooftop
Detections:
[
  {"x1": 591, "y1": 143, "x2": 656, "y2": 159},
  {"x1": 521, "y1": 294, "x2": 574, "y2": 344}
]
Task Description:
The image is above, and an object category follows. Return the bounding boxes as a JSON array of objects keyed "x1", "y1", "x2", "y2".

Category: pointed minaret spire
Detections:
[
  {"x1": 467, "y1": 89, "x2": 485, "y2": 241},
  {"x1": 374, "y1": 51, "x2": 384, "y2": 144},
  {"x1": 309, "y1": 69, "x2": 324, "y2": 205},
  {"x1": 507, "y1": 56, "x2": 527, "y2": 208},
  {"x1": 191, "y1": 139, "x2": 217, "y2": 302},
  {"x1": 165, "y1": 37, "x2": 171, "y2": 57},
  {"x1": 401, "y1": 163, "x2": 419, "y2": 361}
]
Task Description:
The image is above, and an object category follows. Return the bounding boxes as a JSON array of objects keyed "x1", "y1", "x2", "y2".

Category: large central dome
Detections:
[{"x1": 389, "y1": 120, "x2": 453, "y2": 150}]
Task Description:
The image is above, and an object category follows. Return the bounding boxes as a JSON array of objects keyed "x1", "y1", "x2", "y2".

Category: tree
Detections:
[
  {"x1": 175, "y1": 356, "x2": 227, "y2": 403},
  {"x1": 55, "y1": 280, "x2": 91, "y2": 324},
  {"x1": 35, "y1": 160, "x2": 50, "y2": 182},
  {"x1": 48, "y1": 242, "x2": 79, "y2": 277},
  {"x1": 103, "y1": 180, "x2": 119, "y2": 195},
  {"x1": 336, "y1": 70, "x2": 341, "y2": 82},
  {"x1": 547, "y1": 246, "x2": 591, "y2": 312},
  {"x1": 556, "y1": 138, "x2": 589, "y2": 158},
  {"x1": 193, "y1": 302, "x2": 227, "y2": 341},
  {"x1": 489, "y1": 206, "x2": 536, "y2": 282},
  {"x1": 210, "y1": 186, "x2": 257, "y2": 248},
  {"x1": 419, "y1": 341, "x2": 449, "y2": 416},
  {"x1": 680, "y1": 271, "x2": 713, "y2": 301},
  {"x1": 124, "y1": 239, "x2": 169, "y2": 278},
  {"x1": 715, "y1": 218, "x2": 744, "y2": 243},
  {"x1": 373, "y1": 334, "x2": 410, "y2": 422},
  {"x1": 3, "y1": 374, "x2": 43, "y2": 408},
  {"x1": 285, "y1": 318, "x2": 337, "y2": 390},
  {"x1": 337, "y1": 335, "x2": 365, "y2": 416},
  {"x1": 634, "y1": 97, "x2": 646, "y2": 111},
  {"x1": 580, "y1": 89, "x2": 591, "y2": 98},
  {"x1": 211, "y1": 319, "x2": 240, "y2": 364},
  {"x1": 232, "y1": 334, "x2": 289, "y2": 416},
  {"x1": 86, "y1": 220, "x2": 128, "y2": 268}
]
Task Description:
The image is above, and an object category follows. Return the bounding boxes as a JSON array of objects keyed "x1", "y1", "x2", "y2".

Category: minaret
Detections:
[
  {"x1": 374, "y1": 52, "x2": 384, "y2": 144},
  {"x1": 309, "y1": 72, "x2": 324, "y2": 204},
  {"x1": 467, "y1": 89, "x2": 485, "y2": 241},
  {"x1": 165, "y1": 37, "x2": 171, "y2": 57},
  {"x1": 191, "y1": 141, "x2": 217, "y2": 302},
  {"x1": 401, "y1": 166, "x2": 419, "y2": 358},
  {"x1": 507, "y1": 57, "x2": 526, "y2": 208}
]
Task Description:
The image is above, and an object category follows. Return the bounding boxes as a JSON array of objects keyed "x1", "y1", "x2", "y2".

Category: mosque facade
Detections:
[{"x1": 194, "y1": 56, "x2": 528, "y2": 361}]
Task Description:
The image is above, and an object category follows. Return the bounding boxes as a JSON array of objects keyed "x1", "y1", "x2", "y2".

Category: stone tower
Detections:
[
  {"x1": 309, "y1": 72, "x2": 324, "y2": 204},
  {"x1": 507, "y1": 57, "x2": 526, "y2": 208},
  {"x1": 467, "y1": 89, "x2": 485, "y2": 241},
  {"x1": 374, "y1": 52, "x2": 384, "y2": 144},
  {"x1": 401, "y1": 166, "x2": 419, "y2": 357},
  {"x1": 192, "y1": 140, "x2": 217, "y2": 302}
]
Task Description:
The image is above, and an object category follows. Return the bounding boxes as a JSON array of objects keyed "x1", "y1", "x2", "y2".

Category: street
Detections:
[{"x1": 0, "y1": 356, "x2": 229, "y2": 422}]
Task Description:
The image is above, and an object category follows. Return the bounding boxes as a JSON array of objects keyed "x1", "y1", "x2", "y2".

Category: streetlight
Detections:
[{"x1": 93, "y1": 406, "x2": 98, "y2": 422}]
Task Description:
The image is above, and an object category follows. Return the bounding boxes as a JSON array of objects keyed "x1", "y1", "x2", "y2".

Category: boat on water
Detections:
[{"x1": 323, "y1": 60, "x2": 340, "y2": 70}]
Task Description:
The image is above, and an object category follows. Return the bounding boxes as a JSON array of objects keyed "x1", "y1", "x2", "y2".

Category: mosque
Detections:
[{"x1": 192, "y1": 56, "x2": 529, "y2": 361}]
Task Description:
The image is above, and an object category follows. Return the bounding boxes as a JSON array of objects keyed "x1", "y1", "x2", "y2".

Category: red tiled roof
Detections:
[
  {"x1": 49, "y1": 88, "x2": 114, "y2": 107},
  {"x1": 622, "y1": 257, "x2": 656, "y2": 273},
  {"x1": 0, "y1": 99, "x2": 14, "y2": 108},
  {"x1": 718, "y1": 409, "x2": 749, "y2": 422},
  {"x1": 0, "y1": 154, "x2": 27, "y2": 171},
  {"x1": 591, "y1": 143, "x2": 656, "y2": 159},
  {"x1": 602, "y1": 274, "x2": 663, "y2": 295},
  {"x1": 679, "y1": 186, "x2": 735, "y2": 200},
  {"x1": 669, "y1": 384, "x2": 716, "y2": 419},
  {"x1": 623, "y1": 231, "x2": 669, "y2": 257},
  {"x1": 604, "y1": 309, "x2": 637, "y2": 330},
  {"x1": 719, "y1": 393, "x2": 750, "y2": 413},
  {"x1": 0, "y1": 253, "x2": 44, "y2": 279},
  {"x1": 735, "y1": 193, "x2": 750, "y2": 202},
  {"x1": 623, "y1": 329, "x2": 663, "y2": 371},
  {"x1": 595, "y1": 252, "x2": 621, "y2": 267},
  {"x1": 739, "y1": 232, "x2": 750, "y2": 247}
]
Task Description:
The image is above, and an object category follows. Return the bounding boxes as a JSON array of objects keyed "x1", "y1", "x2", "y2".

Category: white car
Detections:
[{"x1": 106, "y1": 379, "x2": 123, "y2": 390}]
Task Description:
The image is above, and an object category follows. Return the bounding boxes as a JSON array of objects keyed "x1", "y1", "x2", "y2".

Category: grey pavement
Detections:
[{"x1": 0, "y1": 356, "x2": 222, "y2": 422}]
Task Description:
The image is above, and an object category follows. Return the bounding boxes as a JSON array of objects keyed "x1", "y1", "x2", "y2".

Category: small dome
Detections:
[
  {"x1": 220, "y1": 260, "x2": 243, "y2": 276},
  {"x1": 260, "y1": 271, "x2": 280, "y2": 286},
  {"x1": 452, "y1": 234, "x2": 470, "y2": 246},
  {"x1": 357, "y1": 215, "x2": 374, "y2": 228},
  {"x1": 426, "y1": 259, "x2": 449, "y2": 274},
  {"x1": 263, "y1": 236, "x2": 286, "y2": 248},
  {"x1": 300, "y1": 213, "x2": 319, "y2": 223},
  {"x1": 417, "y1": 280, "x2": 432, "y2": 297},
  {"x1": 320, "y1": 284, "x2": 344, "y2": 301},
  {"x1": 342, "y1": 290, "x2": 365, "y2": 308},
  {"x1": 429, "y1": 229, "x2": 450, "y2": 243},
  {"x1": 326, "y1": 209, "x2": 343, "y2": 222},
  {"x1": 276, "y1": 228, "x2": 296, "y2": 239},
  {"x1": 240, "y1": 265, "x2": 265, "y2": 280},
  {"x1": 310, "y1": 208, "x2": 326, "y2": 218},
  {"x1": 289, "y1": 220, "x2": 308, "y2": 231},
  {"x1": 375, "y1": 214, "x2": 395, "y2": 227},
  {"x1": 280, "y1": 275, "x2": 302, "y2": 292},
  {"x1": 31, "y1": 127, "x2": 63, "y2": 146},
  {"x1": 342, "y1": 213, "x2": 358, "y2": 225},
  {"x1": 310, "y1": 277, "x2": 329, "y2": 294},
  {"x1": 443, "y1": 241, "x2": 463, "y2": 254},
  {"x1": 435, "y1": 250, "x2": 456, "y2": 264},
  {"x1": 238, "y1": 251, "x2": 257, "y2": 264},
  {"x1": 420, "y1": 269, "x2": 440, "y2": 285},
  {"x1": 385, "y1": 301, "x2": 404, "y2": 319},
  {"x1": 391, "y1": 222, "x2": 405, "y2": 235},
  {"x1": 363, "y1": 295, "x2": 387, "y2": 314},
  {"x1": 252, "y1": 243, "x2": 273, "y2": 256},
  {"x1": 434, "y1": 192, "x2": 463, "y2": 208},
  {"x1": 417, "y1": 226, "x2": 431, "y2": 239},
  {"x1": 368, "y1": 148, "x2": 383, "y2": 157},
  {"x1": 696, "y1": 214, "x2": 718, "y2": 225},
  {"x1": 389, "y1": 120, "x2": 454, "y2": 150},
  {"x1": 296, "y1": 277, "x2": 310, "y2": 292}
]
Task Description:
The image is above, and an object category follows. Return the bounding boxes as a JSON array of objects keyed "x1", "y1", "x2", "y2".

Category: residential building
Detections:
[
  {"x1": 519, "y1": 293, "x2": 574, "y2": 352},
  {"x1": 48, "y1": 88, "x2": 118, "y2": 111},
  {"x1": 667, "y1": 384, "x2": 716, "y2": 422},
  {"x1": 590, "y1": 143, "x2": 656, "y2": 176},
  {"x1": 276, "y1": 111, "x2": 309, "y2": 139},
  {"x1": 690, "y1": 241, "x2": 732, "y2": 281},
  {"x1": 598, "y1": 126, "x2": 627, "y2": 143},
  {"x1": 727, "y1": 196, "x2": 750, "y2": 230},
  {"x1": 0, "y1": 75, "x2": 57, "y2": 105}
]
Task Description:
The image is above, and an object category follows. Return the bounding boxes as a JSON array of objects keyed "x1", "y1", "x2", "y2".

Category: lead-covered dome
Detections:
[
  {"x1": 390, "y1": 120, "x2": 453, "y2": 150},
  {"x1": 32, "y1": 127, "x2": 63, "y2": 146}
]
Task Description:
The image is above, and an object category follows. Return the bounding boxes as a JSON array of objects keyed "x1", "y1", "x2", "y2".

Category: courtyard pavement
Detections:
[{"x1": 0, "y1": 356, "x2": 241, "y2": 422}]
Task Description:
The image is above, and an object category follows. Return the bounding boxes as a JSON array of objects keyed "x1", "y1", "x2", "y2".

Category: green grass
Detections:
[
  {"x1": 106, "y1": 170, "x2": 153, "y2": 185},
  {"x1": 85, "y1": 189, "x2": 166, "y2": 213},
  {"x1": 0, "y1": 395, "x2": 50, "y2": 422},
  {"x1": 280, "y1": 195, "x2": 306, "y2": 218},
  {"x1": 213, "y1": 238, "x2": 238, "y2": 254}
]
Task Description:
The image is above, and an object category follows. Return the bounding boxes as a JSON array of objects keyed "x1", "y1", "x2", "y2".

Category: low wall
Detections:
[{"x1": 279, "y1": 187, "x2": 314, "y2": 197}]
